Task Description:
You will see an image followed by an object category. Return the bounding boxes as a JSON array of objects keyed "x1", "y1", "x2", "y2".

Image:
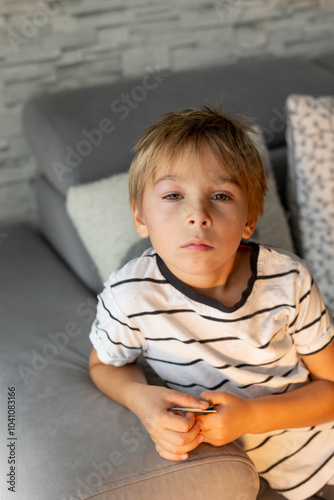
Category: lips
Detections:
[{"x1": 182, "y1": 239, "x2": 213, "y2": 251}]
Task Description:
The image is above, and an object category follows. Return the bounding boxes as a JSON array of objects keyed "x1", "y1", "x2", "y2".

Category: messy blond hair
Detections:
[{"x1": 129, "y1": 104, "x2": 267, "y2": 224}]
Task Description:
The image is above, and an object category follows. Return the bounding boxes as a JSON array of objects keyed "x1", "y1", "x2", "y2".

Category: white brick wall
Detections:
[{"x1": 0, "y1": 0, "x2": 334, "y2": 225}]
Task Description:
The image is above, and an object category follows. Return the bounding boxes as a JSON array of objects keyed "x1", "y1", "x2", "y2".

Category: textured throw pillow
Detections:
[
  {"x1": 286, "y1": 94, "x2": 334, "y2": 309},
  {"x1": 66, "y1": 172, "x2": 150, "y2": 283},
  {"x1": 248, "y1": 128, "x2": 294, "y2": 253},
  {"x1": 66, "y1": 128, "x2": 294, "y2": 283}
]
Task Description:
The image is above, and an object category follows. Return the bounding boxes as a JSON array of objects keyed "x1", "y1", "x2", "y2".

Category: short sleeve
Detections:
[
  {"x1": 289, "y1": 265, "x2": 334, "y2": 356},
  {"x1": 89, "y1": 283, "x2": 147, "y2": 366}
]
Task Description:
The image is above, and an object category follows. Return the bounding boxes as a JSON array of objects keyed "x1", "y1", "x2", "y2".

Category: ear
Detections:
[
  {"x1": 131, "y1": 200, "x2": 150, "y2": 238},
  {"x1": 242, "y1": 217, "x2": 258, "y2": 239}
]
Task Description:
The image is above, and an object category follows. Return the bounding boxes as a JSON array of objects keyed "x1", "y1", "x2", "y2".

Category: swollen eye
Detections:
[
  {"x1": 212, "y1": 193, "x2": 229, "y2": 201},
  {"x1": 164, "y1": 194, "x2": 182, "y2": 201}
]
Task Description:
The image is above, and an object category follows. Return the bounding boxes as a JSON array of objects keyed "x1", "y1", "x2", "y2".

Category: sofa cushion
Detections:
[
  {"x1": 66, "y1": 172, "x2": 151, "y2": 283},
  {"x1": 0, "y1": 224, "x2": 259, "y2": 500},
  {"x1": 36, "y1": 175, "x2": 102, "y2": 293},
  {"x1": 286, "y1": 94, "x2": 334, "y2": 310},
  {"x1": 250, "y1": 128, "x2": 294, "y2": 253}
]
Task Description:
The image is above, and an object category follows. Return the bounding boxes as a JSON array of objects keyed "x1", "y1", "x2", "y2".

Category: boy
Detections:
[{"x1": 89, "y1": 105, "x2": 334, "y2": 500}]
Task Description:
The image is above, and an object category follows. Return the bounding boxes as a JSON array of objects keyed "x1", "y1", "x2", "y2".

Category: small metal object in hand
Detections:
[{"x1": 169, "y1": 405, "x2": 217, "y2": 414}]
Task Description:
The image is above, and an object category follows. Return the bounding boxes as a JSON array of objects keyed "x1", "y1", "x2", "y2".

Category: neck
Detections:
[{"x1": 190, "y1": 247, "x2": 253, "y2": 307}]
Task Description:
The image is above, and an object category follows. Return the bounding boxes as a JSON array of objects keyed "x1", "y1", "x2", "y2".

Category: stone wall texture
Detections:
[{"x1": 1, "y1": 0, "x2": 334, "y2": 224}]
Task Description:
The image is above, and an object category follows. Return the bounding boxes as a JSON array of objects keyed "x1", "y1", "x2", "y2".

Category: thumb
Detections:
[
  {"x1": 199, "y1": 391, "x2": 226, "y2": 405},
  {"x1": 168, "y1": 391, "x2": 210, "y2": 410}
]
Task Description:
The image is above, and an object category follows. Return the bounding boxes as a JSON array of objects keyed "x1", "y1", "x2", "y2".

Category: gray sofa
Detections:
[{"x1": 1, "y1": 53, "x2": 334, "y2": 500}]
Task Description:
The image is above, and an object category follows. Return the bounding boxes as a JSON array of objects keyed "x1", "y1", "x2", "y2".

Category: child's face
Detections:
[{"x1": 132, "y1": 145, "x2": 256, "y2": 290}]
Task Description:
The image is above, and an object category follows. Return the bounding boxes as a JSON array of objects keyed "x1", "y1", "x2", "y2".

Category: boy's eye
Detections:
[
  {"x1": 163, "y1": 193, "x2": 183, "y2": 201},
  {"x1": 212, "y1": 193, "x2": 230, "y2": 201}
]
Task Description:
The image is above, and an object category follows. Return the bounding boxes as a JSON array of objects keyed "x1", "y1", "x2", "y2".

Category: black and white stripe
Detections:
[{"x1": 89, "y1": 243, "x2": 334, "y2": 499}]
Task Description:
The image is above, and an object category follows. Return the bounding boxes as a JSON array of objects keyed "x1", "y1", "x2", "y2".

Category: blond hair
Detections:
[{"x1": 129, "y1": 104, "x2": 267, "y2": 223}]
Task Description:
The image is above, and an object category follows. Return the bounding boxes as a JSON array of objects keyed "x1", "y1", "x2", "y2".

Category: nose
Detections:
[{"x1": 185, "y1": 199, "x2": 212, "y2": 228}]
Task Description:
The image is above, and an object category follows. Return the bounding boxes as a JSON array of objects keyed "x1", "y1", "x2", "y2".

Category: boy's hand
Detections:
[
  {"x1": 129, "y1": 385, "x2": 208, "y2": 461},
  {"x1": 195, "y1": 391, "x2": 251, "y2": 447}
]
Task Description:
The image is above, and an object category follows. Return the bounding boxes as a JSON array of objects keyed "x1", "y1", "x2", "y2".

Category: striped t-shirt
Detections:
[{"x1": 89, "y1": 242, "x2": 334, "y2": 500}]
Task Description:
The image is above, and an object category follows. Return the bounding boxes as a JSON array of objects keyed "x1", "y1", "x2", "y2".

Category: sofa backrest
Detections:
[
  {"x1": 24, "y1": 53, "x2": 334, "y2": 209},
  {"x1": 23, "y1": 53, "x2": 334, "y2": 292}
]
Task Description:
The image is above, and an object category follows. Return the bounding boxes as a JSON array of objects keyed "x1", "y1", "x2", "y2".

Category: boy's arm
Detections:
[
  {"x1": 196, "y1": 340, "x2": 334, "y2": 446},
  {"x1": 89, "y1": 347, "x2": 147, "y2": 406},
  {"x1": 250, "y1": 339, "x2": 334, "y2": 433},
  {"x1": 89, "y1": 348, "x2": 207, "y2": 460}
]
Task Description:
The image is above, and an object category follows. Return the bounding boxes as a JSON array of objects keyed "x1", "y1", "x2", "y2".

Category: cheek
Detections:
[
  {"x1": 149, "y1": 215, "x2": 174, "y2": 236},
  {"x1": 217, "y1": 210, "x2": 245, "y2": 227},
  {"x1": 148, "y1": 203, "x2": 176, "y2": 225},
  {"x1": 146, "y1": 212, "x2": 177, "y2": 249}
]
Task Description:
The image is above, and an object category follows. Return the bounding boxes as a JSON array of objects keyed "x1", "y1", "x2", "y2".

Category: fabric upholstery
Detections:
[
  {"x1": 0, "y1": 225, "x2": 259, "y2": 500},
  {"x1": 66, "y1": 172, "x2": 145, "y2": 283},
  {"x1": 286, "y1": 94, "x2": 334, "y2": 310},
  {"x1": 36, "y1": 176, "x2": 102, "y2": 292}
]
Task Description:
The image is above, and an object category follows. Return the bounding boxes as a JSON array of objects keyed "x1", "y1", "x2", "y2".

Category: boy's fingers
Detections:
[
  {"x1": 155, "y1": 417, "x2": 202, "y2": 449},
  {"x1": 199, "y1": 391, "x2": 225, "y2": 405},
  {"x1": 163, "y1": 420, "x2": 202, "y2": 447},
  {"x1": 199, "y1": 390, "x2": 214, "y2": 402},
  {"x1": 155, "y1": 431, "x2": 204, "y2": 460},
  {"x1": 195, "y1": 412, "x2": 217, "y2": 431},
  {"x1": 155, "y1": 443, "x2": 189, "y2": 461},
  {"x1": 161, "y1": 408, "x2": 196, "y2": 432},
  {"x1": 167, "y1": 391, "x2": 210, "y2": 410}
]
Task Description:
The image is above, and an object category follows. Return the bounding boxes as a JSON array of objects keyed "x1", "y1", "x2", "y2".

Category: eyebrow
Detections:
[
  {"x1": 154, "y1": 174, "x2": 240, "y2": 186},
  {"x1": 154, "y1": 175, "x2": 178, "y2": 185}
]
